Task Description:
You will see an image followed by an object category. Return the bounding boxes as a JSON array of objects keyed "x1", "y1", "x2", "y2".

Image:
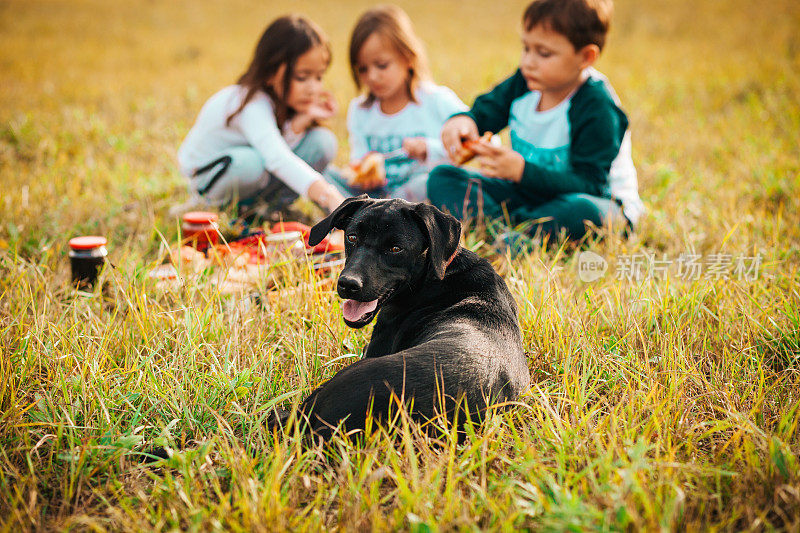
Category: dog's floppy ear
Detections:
[
  {"x1": 308, "y1": 194, "x2": 374, "y2": 246},
  {"x1": 410, "y1": 203, "x2": 462, "y2": 279}
]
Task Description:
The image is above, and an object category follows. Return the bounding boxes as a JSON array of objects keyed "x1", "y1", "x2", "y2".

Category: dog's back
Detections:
[{"x1": 365, "y1": 247, "x2": 529, "y2": 400}]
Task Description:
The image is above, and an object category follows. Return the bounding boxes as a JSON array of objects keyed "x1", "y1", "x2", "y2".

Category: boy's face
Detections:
[{"x1": 519, "y1": 23, "x2": 595, "y2": 96}]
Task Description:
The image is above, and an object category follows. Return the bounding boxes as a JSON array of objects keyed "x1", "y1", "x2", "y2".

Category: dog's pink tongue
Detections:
[{"x1": 342, "y1": 299, "x2": 378, "y2": 322}]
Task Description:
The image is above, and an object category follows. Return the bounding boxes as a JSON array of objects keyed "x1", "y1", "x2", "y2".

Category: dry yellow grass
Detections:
[{"x1": 1, "y1": 0, "x2": 799, "y2": 530}]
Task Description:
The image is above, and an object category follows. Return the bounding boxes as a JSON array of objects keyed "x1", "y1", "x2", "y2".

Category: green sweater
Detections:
[{"x1": 461, "y1": 69, "x2": 630, "y2": 200}]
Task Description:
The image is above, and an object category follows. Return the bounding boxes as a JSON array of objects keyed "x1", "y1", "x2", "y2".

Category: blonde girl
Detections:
[{"x1": 326, "y1": 5, "x2": 467, "y2": 202}]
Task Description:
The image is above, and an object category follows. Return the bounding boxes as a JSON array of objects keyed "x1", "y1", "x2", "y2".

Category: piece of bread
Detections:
[
  {"x1": 346, "y1": 152, "x2": 387, "y2": 190},
  {"x1": 453, "y1": 132, "x2": 493, "y2": 166}
]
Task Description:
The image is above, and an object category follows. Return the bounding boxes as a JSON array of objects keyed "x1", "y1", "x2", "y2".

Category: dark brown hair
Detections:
[
  {"x1": 348, "y1": 5, "x2": 431, "y2": 107},
  {"x1": 523, "y1": 0, "x2": 612, "y2": 51},
  {"x1": 226, "y1": 15, "x2": 331, "y2": 127}
]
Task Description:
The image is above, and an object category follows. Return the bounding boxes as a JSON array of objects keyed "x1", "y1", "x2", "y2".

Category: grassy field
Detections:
[{"x1": 1, "y1": 0, "x2": 799, "y2": 530}]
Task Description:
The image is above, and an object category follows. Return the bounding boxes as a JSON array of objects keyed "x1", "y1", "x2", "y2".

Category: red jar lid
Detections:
[
  {"x1": 183, "y1": 211, "x2": 218, "y2": 224},
  {"x1": 69, "y1": 236, "x2": 107, "y2": 250}
]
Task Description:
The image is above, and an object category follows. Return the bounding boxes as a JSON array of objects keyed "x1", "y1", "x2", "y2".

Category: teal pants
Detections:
[
  {"x1": 324, "y1": 167, "x2": 430, "y2": 203},
  {"x1": 190, "y1": 127, "x2": 337, "y2": 211},
  {"x1": 427, "y1": 165, "x2": 627, "y2": 240}
]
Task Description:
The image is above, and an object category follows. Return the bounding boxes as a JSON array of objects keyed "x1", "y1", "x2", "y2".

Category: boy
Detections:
[{"x1": 428, "y1": 0, "x2": 643, "y2": 242}]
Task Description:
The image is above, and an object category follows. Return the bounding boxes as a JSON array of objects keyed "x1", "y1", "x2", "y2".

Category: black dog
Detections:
[{"x1": 279, "y1": 196, "x2": 530, "y2": 440}]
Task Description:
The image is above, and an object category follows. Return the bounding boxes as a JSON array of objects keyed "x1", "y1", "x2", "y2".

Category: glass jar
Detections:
[
  {"x1": 68, "y1": 236, "x2": 108, "y2": 288},
  {"x1": 266, "y1": 230, "x2": 306, "y2": 256},
  {"x1": 182, "y1": 211, "x2": 219, "y2": 252}
]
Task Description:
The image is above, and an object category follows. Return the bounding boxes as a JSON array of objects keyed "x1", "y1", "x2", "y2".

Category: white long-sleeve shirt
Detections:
[
  {"x1": 347, "y1": 82, "x2": 467, "y2": 185},
  {"x1": 177, "y1": 85, "x2": 321, "y2": 196}
]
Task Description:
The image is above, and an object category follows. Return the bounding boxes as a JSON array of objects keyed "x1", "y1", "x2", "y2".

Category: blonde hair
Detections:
[{"x1": 349, "y1": 5, "x2": 431, "y2": 107}]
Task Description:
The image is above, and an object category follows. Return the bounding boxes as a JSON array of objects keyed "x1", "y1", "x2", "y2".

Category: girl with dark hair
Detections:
[{"x1": 177, "y1": 15, "x2": 345, "y2": 216}]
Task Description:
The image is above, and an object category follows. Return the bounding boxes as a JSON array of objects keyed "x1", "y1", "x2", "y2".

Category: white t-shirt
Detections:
[
  {"x1": 347, "y1": 82, "x2": 467, "y2": 184},
  {"x1": 177, "y1": 85, "x2": 320, "y2": 196}
]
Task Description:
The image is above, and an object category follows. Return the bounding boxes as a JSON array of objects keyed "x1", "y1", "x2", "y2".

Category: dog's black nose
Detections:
[{"x1": 338, "y1": 275, "x2": 363, "y2": 297}]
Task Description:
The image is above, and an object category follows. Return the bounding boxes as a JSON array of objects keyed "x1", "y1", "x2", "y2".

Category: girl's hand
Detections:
[
  {"x1": 290, "y1": 90, "x2": 338, "y2": 134},
  {"x1": 402, "y1": 137, "x2": 428, "y2": 161},
  {"x1": 471, "y1": 142, "x2": 525, "y2": 182},
  {"x1": 307, "y1": 178, "x2": 346, "y2": 213},
  {"x1": 441, "y1": 115, "x2": 479, "y2": 163},
  {"x1": 307, "y1": 89, "x2": 338, "y2": 121}
]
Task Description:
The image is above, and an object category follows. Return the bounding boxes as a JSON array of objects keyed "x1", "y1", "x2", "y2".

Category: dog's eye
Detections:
[
  {"x1": 346, "y1": 234, "x2": 357, "y2": 244},
  {"x1": 389, "y1": 245, "x2": 402, "y2": 254}
]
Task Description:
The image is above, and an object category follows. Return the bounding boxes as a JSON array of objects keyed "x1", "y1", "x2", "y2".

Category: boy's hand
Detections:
[
  {"x1": 441, "y1": 115, "x2": 479, "y2": 163},
  {"x1": 402, "y1": 137, "x2": 428, "y2": 161},
  {"x1": 472, "y1": 142, "x2": 525, "y2": 182}
]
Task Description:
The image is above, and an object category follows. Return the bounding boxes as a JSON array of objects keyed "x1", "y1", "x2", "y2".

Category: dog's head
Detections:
[{"x1": 308, "y1": 195, "x2": 461, "y2": 328}]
